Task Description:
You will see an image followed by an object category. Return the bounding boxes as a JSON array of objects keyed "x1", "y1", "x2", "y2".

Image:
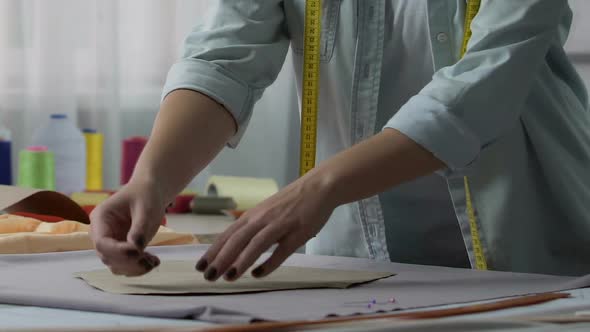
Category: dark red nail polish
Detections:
[
  {"x1": 134, "y1": 236, "x2": 146, "y2": 248},
  {"x1": 252, "y1": 266, "x2": 264, "y2": 278},
  {"x1": 139, "y1": 258, "x2": 153, "y2": 270},
  {"x1": 152, "y1": 258, "x2": 160, "y2": 267},
  {"x1": 195, "y1": 259, "x2": 208, "y2": 272},
  {"x1": 225, "y1": 267, "x2": 237, "y2": 280},
  {"x1": 204, "y1": 267, "x2": 218, "y2": 281}
]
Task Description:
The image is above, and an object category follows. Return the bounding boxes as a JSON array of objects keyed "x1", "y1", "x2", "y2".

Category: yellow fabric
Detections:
[
  {"x1": 70, "y1": 192, "x2": 110, "y2": 207},
  {"x1": 0, "y1": 214, "x2": 197, "y2": 254}
]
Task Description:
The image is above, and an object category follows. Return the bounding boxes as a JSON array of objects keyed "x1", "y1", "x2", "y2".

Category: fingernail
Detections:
[
  {"x1": 225, "y1": 267, "x2": 237, "y2": 280},
  {"x1": 151, "y1": 257, "x2": 160, "y2": 267},
  {"x1": 204, "y1": 267, "x2": 218, "y2": 281},
  {"x1": 134, "y1": 236, "x2": 146, "y2": 248},
  {"x1": 125, "y1": 249, "x2": 139, "y2": 258},
  {"x1": 252, "y1": 266, "x2": 264, "y2": 278},
  {"x1": 139, "y1": 258, "x2": 153, "y2": 270},
  {"x1": 195, "y1": 259, "x2": 208, "y2": 272}
]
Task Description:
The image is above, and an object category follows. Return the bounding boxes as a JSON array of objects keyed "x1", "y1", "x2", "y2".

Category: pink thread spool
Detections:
[
  {"x1": 27, "y1": 146, "x2": 49, "y2": 152},
  {"x1": 167, "y1": 194, "x2": 197, "y2": 214},
  {"x1": 120, "y1": 136, "x2": 148, "y2": 185}
]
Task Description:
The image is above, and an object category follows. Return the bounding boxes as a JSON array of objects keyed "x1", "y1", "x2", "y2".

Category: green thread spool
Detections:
[{"x1": 18, "y1": 146, "x2": 56, "y2": 190}]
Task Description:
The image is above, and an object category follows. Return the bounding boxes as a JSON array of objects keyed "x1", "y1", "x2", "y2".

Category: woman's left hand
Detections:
[
  {"x1": 195, "y1": 171, "x2": 337, "y2": 281},
  {"x1": 195, "y1": 129, "x2": 445, "y2": 282}
]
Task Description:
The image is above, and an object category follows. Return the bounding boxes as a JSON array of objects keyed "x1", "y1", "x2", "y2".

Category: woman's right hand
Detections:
[
  {"x1": 89, "y1": 180, "x2": 168, "y2": 277},
  {"x1": 88, "y1": 90, "x2": 236, "y2": 276}
]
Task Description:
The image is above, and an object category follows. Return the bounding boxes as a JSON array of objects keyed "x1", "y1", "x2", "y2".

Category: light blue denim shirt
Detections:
[{"x1": 162, "y1": 0, "x2": 590, "y2": 276}]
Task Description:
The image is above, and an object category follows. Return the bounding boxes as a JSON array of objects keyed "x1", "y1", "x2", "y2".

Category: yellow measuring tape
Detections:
[
  {"x1": 461, "y1": 0, "x2": 487, "y2": 270},
  {"x1": 299, "y1": 0, "x2": 322, "y2": 177},
  {"x1": 299, "y1": 0, "x2": 487, "y2": 269}
]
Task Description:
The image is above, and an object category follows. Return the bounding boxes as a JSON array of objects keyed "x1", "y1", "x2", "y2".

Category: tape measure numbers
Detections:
[
  {"x1": 299, "y1": 0, "x2": 322, "y2": 177},
  {"x1": 461, "y1": 0, "x2": 487, "y2": 270},
  {"x1": 298, "y1": 0, "x2": 487, "y2": 269},
  {"x1": 461, "y1": 0, "x2": 481, "y2": 56}
]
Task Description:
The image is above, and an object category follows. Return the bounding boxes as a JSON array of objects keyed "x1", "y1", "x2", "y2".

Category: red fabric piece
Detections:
[
  {"x1": 81, "y1": 205, "x2": 96, "y2": 216},
  {"x1": 11, "y1": 212, "x2": 65, "y2": 223}
]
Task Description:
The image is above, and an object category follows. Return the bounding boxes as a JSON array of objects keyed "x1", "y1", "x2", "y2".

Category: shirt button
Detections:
[{"x1": 436, "y1": 32, "x2": 449, "y2": 43}]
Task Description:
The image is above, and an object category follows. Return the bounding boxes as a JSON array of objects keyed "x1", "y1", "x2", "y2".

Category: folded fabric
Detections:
[
  {"x1": 0, "y1": 214, "x2": 196, "y2": 254},
  {"x1": 12, "y1": 208, "x2": 168, "y2": 226}
]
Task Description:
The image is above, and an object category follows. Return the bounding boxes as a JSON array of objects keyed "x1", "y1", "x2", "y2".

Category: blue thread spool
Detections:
[
  {"x1": 0, "y1": 140, "x2": 11, "y2": 185},
  {"x1": 0, "y1": 125, "x2": 12, "y2": 185}
]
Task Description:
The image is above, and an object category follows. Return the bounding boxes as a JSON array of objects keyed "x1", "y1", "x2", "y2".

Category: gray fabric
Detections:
[{"x1": 0, "y1": 245, "x2": 588, "y2": 324}]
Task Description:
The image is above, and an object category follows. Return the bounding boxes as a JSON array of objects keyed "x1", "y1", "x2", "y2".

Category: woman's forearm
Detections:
[
  {"x1": 131, "y1": 89, "x2": 236, "y2": 203},
  {"x1": 131, "y1": 89, "x2": 443, "y2": 208},
  {"x1": 309, "y1": 128, "x2": 446, "y2": 207}
]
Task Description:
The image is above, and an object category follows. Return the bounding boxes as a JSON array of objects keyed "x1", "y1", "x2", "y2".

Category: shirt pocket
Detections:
[{"x1": 284, "y1": 0, "x2": 341, "y2": 62}]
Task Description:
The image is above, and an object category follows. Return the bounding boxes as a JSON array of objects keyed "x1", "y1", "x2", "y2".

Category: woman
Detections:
[{"x1": 90, "y1": 0, "x2": 590, "y2": 279}]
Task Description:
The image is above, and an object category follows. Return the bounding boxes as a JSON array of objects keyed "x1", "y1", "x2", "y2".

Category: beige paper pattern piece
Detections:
[
  {"x1": 206, "y1": 176, "x2": 279, "y2": 210},
  {"x1": 75, "y1": 261, "x2": 394, "y2": 295}
]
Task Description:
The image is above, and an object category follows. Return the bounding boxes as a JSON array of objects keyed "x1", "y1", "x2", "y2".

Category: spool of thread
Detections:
[
  {"x1": 0, "y1": 140, "x2": 11, "y2": 185},
  {"x1": 167, "y1": 193, "x2": 197, "y2": 214},
  {"x1": 31, "y1": 113, "x2": 86, "y2": 194},
  {"x1": 83, "y1": 129, "x2": 104, "y2": 191},
  {"x1": 121, "y1": 136, "x2": 148, "y2": 185},
  {"x1": 0, "y1": 126, "x2": 12, "y2": 185},
  {"x1": 17, "y1": 146, "x2": 56, "y2": 190}
]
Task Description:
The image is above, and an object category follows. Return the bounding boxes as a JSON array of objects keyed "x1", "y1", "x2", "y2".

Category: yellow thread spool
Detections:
[{"x1": 83, "y1": 129, "x2": 103, "y2": 191}]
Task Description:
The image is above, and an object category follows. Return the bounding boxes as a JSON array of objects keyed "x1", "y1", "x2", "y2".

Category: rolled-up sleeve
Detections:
[
  {"x1": 384, "y1": 0, "x2": 570, "y2": 174},
  {"x1": 162, "y1": 0, "x2": 290, "y2": 147}
]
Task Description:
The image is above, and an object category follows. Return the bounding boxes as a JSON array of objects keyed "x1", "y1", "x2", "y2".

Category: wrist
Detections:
[
  {"x1": 303, "y1": 165, "x2": 342, "y2": 209},
  {"x1": 128, "y1": 170, "x2": 173, "y2": 205}
]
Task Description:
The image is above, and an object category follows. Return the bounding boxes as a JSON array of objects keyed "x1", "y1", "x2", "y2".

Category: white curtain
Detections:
[{"x1": 0, "y1": 0, "x2": 300, "y2": 191}]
